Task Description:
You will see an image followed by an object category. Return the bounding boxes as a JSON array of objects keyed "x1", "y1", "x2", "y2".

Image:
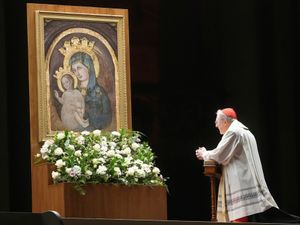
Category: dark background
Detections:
[{"x1": 0, "y1": 0, "x2": 299, "y2": 221}]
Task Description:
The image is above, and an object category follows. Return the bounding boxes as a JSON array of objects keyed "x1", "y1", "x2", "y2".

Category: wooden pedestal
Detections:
[{"x1": 32, "y1": 164, "x2": 167, "y2": 219}]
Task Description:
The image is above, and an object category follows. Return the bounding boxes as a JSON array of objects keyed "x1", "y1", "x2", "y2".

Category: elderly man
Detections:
[{"x1": 196, "y1": 108, "x2": 278, "y2": 222}]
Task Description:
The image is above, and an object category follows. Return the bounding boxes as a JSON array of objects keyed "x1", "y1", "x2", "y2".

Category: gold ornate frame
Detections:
[{"x1": 27, "y1": 4, "x2": 131, "y2": 142}]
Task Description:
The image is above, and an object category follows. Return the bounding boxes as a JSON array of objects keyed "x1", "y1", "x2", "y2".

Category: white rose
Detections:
[
  {"x1": 136, "y1": 169, "x2": 146, "y2": 178},
  {"x1": 57, "y1": 132, "x2": 65, "y2": 140},
  {"x1": 131, "y1": 142, "x2": 140, "y2": 150},
  {"x1": 142, "y1": 164, "x2": 151, "y2": 173},
  {"x1": 81, "y1": 131, "x2": 90, "y2": 136},
  {"x1": 132, "y1": 165, "x2": 139, "y2": 171},
  {"x1": 41, "y1": 140, "x2": 53, "y2": 153},
  {"x1": 124, "y1": 156, "x2": 132, "y2": 165},
  {"x1": 85, "y1": 170, "x2": 93, "y2": 176},
  {"x1": 93, "y1": 129, "x2": 101, "y2": 136},
  {"x1": 45, "y1": 139, "x2": 54, "y2": 146},
  {"x1": 116, "y1": 150, "x2": 121, "y2": 154},
  {"x1": 114, "y1": 167, "x2": 121, "y2": 176},
  {"x1": 109, "y1": 142, "x2": 117, "y2": 149},
  {"x1": 72, "y1": 165, "x2": 81, "y2": 174},
  {"x1": 123, "y1": 147, "x2": 131, "y2": 155},
  {"x1": 51, "y1": 171, "x2": 60, "y2": 179},
  {"x1": 54, "y1": 147, "x2": 64, "y2": 156},
  {"x1": 107, "y1": 150, "x2": 115, "y2": 157},
  {"x1": 74, "y1": 150, "x2": 82, "y2": 157},
  {"x1": 101, "y1": 141, "x2": 108, "y2": 147},
  {"x1": 42, "y1": 154, "x2": 49, "y2": 159},
  {"x1": 93, "y1": 144, "x2": 101, "y2": 151},
  {"x1": 152, "y1": 167, "x2": 160, "y2": 174},
  {"x1": 101, "y1": 146, "x2": 108, "y2": 152},
  {"x1": 55, "y1": 159, "x2": 65, "y2": 168},
  {"x1": 134, "y1": 137, "x2": 141, "y2": 143},
  {"x1": 111, "y1": 131, "x2": 121, "y2": 137},
  {"x1": 92, "y1": 158, "x2": 99, "y2": 165},
  {"x1": 40, "y1": 146, "x2": 48, "y2": 154},
  {"x1": 126, "y1": 167, "x2": 135, "y2": 176},
  {"x1": 99, "y1": 157, "x2": 105, "y2": 163},
  {"x1": 96, "y1": 165, "x2": 107, "y2": 175},
  {"x1": 134, "y1": 159, "x2": 143, "y2": 165},
  {"x1": 68, "y1": 145, "x2": 75, "y2": 151},
  {"x1": 76, "y1": 136, "x2": 85, "y2": 145}
]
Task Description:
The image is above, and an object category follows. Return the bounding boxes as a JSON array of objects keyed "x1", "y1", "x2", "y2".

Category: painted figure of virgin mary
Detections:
[{"x1": 68, "y1": 51, "x2": 112, "y2": 130}]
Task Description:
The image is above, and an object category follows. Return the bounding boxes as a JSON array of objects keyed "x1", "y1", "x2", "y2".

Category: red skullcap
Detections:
[{"x1": 222, "y1": 108, "x2": 237, "y2": 119}]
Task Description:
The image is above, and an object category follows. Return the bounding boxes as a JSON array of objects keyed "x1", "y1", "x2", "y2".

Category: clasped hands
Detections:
[{"x1": 195, "y1": 147, "x2": 206, "y2": 160}]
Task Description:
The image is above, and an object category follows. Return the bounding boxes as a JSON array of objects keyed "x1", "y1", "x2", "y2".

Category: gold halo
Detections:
[{"x1": 54, "y1": 66, "x2": 78, "y2": 92}]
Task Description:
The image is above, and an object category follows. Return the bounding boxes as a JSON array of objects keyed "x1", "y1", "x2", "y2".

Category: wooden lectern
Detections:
[{"x1": 203, "y1": 160, "x2": 221, "y2": 222}]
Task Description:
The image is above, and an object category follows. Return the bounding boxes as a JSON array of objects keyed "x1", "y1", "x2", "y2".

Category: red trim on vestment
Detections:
[{"x1": 232, "y1": 216, "x2": 249, "y2": 222}]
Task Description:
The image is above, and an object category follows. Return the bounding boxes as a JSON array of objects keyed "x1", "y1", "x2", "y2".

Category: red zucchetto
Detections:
[{"x1": 222, "y1": 108, "x2": 237, "y2": 119}]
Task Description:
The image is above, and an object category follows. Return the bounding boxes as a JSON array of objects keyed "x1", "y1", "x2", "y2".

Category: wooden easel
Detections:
[{"x1": 203, "y1": 160, "x2": 221, "y2": 221}]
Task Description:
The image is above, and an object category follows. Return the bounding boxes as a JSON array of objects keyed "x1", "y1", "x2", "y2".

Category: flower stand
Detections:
[{"x1": 32, "y1": 163, "x2": 167, "y2": 219}]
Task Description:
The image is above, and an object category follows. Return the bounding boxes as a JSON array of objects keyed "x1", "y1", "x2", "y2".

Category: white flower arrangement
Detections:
[{"x1": 35, "y1": 129, "x2": 168, "y2": 194}]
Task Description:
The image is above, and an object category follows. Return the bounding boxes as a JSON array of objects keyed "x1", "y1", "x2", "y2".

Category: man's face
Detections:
[{"x1": 215, "y1": 115, "x2": 227, "y2": 135}]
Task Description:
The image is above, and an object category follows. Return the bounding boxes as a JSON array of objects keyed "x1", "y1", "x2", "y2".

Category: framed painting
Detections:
[{"x1": 27, "y1": 4, "x2": 131, "y2": 142}]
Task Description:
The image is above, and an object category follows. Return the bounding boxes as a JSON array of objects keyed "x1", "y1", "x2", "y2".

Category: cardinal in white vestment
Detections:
[{"x1": 196, "y1": 108, "x2": 278, "y2": 222}]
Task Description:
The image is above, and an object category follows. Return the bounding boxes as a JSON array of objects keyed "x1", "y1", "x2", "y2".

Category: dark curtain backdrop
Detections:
[
  {"x1": 0, "y1": 0, "x2": 299, "y2": 221},
  {"x1": 0, "y1": 0, "x2": 9, "y2": 211}
]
